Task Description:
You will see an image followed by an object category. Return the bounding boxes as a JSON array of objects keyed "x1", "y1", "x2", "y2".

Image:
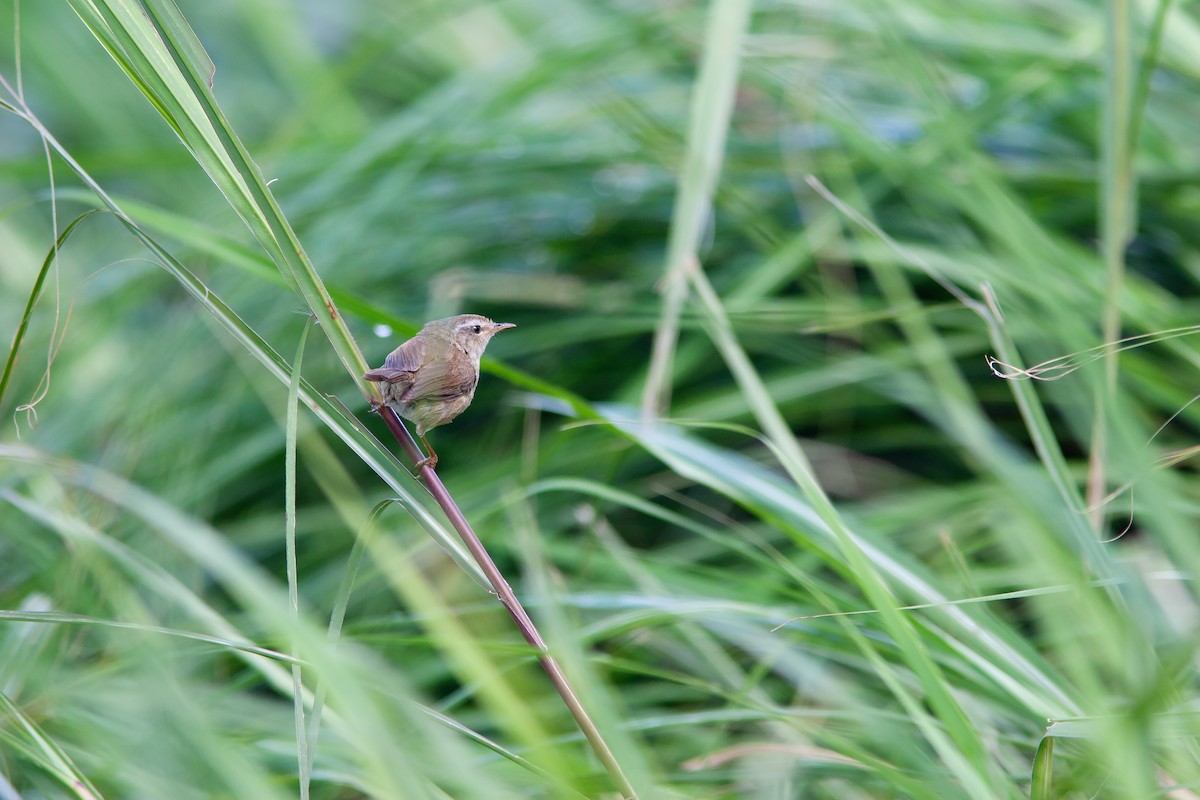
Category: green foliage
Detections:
[{"x1": 2, "y1": 0, "x2": 1200, "y2": 797}]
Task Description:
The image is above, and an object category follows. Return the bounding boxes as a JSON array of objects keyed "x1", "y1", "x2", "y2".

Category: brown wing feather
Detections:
[
  {"x1": 383, "y1": 336, "x2": 425, "y2": 372},
  {"x1": 401, "y1": 350, "x2": 478, "y2": 403},
  {"x1": 363, "y1": 336, "x2": 425, "y2": 384}
]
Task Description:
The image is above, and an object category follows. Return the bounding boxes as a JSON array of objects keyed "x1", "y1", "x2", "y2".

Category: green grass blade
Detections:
[
  {"x1": 66, "y1": 0, "x2": 371, "y2": 387},
  {"x1": 0, "y1": 607, "x2": 297, "y2": 664},
  {"x1": 643, "y1": 0, "x2": 752, "y2": 416},
  {"x1": 285, "y1": 321, "x2": 311, "y2": 799},
  {"x1": 0, "y1": 689, "x2": 105, "y2": 800},
  {"x1": 0, "y1": 210, "x2": 102, "y2": 413},
  {"x1": 1031, "y1": 734, "x2": 1054, "y2": 800}
]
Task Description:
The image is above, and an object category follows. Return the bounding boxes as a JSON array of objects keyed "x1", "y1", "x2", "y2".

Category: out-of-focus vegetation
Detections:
[{"x1": 2, "y1": 0, "x2": 1200, "y2": 797}]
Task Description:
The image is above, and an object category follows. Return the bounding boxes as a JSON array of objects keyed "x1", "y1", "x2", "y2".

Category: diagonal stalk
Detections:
[{"x1": 373, "y1": 407, "x2": 638, "y2": 799}]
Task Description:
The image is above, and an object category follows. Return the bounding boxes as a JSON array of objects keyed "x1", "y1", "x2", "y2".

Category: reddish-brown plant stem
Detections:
[{"x1": 374, "y1": 405, "x2": 637, "y2": 800}]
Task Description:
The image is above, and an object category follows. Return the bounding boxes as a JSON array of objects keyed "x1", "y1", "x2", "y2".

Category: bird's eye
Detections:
[{"x1": 472, "y1": 325, "x2": 482, "y2": 334}]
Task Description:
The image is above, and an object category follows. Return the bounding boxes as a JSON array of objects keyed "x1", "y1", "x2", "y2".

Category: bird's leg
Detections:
[{"x1": 414, "y1": 434, "x2": 439, "y2": 471}]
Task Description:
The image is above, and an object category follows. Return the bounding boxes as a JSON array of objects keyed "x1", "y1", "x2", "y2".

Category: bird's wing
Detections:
[
  {"x1": 405, "y1": 352, "x2": 478, "y2": 401},
  {"x1": 363, "y1": 336, "x2": 424, "y2": 383},
  {"x1": 383, "y1": 336, "x2": 425, "y2": 372}
]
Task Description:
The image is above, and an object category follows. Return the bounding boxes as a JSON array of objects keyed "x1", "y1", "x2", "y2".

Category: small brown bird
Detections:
[{"x1": 364, "y1": 314, "x2": 515, "y2": 469}]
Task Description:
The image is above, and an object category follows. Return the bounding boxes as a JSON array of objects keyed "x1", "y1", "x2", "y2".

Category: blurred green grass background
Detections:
[{"x1": 3, "y1": 0, "x2": 1200, "y2": 797}]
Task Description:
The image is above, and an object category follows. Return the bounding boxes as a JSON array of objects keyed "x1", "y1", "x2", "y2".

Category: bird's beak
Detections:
[{"x1": 494, "y1": 322, "x2": 516, "y2": 331}]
